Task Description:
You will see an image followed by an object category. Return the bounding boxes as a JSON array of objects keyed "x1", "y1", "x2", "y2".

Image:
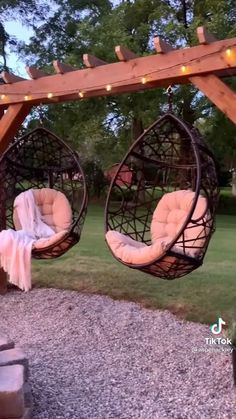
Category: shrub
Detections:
[{"x1": 217, "y1": 194, "x2": 236, "y2": 215}]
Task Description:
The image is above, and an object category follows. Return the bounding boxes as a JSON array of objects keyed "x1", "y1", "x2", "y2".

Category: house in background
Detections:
[{"x1": 104, "y1": 163, "x2": 133, "y2": 186}]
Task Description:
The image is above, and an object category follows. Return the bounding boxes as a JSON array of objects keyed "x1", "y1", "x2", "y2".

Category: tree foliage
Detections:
[{"x1": 3, "y1": 0, "x2": 236, "y2": 186}]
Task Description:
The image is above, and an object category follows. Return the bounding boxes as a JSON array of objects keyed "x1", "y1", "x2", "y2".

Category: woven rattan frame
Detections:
[
  {"x1": 0, "y1": 127, "x2": 88, "y2": 259},
  {"x1": 105, "y1": 113, "x2": 219, "y2": 279}
]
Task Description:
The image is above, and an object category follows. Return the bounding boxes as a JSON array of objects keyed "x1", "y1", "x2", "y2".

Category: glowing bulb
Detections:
[
  {"x1": 141, "y1": 77, "x2": 147, "y2": 84},
  {"x1": 47, "y1": 92, "x2": 53, "y2": 98},
  {"x1": 226, "y1": 48, "x2": 232, "y2": 57},
  {"x1": 24, "y1": 95, "x2": 30, "y2": 101},
  {"x1": 181, "y1": 65, "x2": 187, "y2": 73},
  {"x1": 106, "y1": 84, "x2": 112, "y2": 92},
  {"x1": 78, "y1": 91, "x2": 84, "y2": 98},
  {"x1": 1, "y1": 94, "x2": 6, "y2": 100}
]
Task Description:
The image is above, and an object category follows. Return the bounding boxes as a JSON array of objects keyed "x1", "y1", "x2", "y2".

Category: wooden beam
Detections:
[
  {"x1": 154, "y1": 37, "x2": 174, "y2": 53},
  {"x1": 0, "y1": 103, "x2": 32, "y2": 293},
  {"x1": 190, "y1": 74, "x2": 236, "y2": 123},
  {"x1": 0, "y1": 103, "x2": 32, "y2": 154},
  {"x1": 83, "y1": 54, "x2": 107, "y2": 68},
  {"x1": 115, "y1": 46, "x2": 137, "y2": 61},
  {"x1": 1, "y1": 72, "x2": 26, "y2": 84},
  {"x1": 26, "y1": 66, "x2": 48, "y2": 79},
  {"x1": 197, "y1": 26, "x2": 217, "y2": 45},
  {"x1": 53, "y1": 60, "x2": 77, "y2": 74},
  {"x1": 0, "y1": 37, "x2": 235, "y2": 107},
  {"x1": 0, "y1": 270, "x2": 7, "y2": 294}
]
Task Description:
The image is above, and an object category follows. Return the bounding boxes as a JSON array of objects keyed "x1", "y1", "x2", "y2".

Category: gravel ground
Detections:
[{"x1": 0, "y1": 288, "x2": 235, "y2": 419}]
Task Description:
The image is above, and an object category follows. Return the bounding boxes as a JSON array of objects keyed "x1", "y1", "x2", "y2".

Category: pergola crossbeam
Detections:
[
  {"x1": 0, "y1": 34, "x2": 235, "y2": 107},
  {"x1": 154, "y1": 37, "x2": 174, "y2": 53},
  {"x1": 1, "y1": 72, "x2": 26, "y2": 84},
  {"x1": 53, "y1": 60, "x2": 77, "y2": 74},
  {"x1": 83, "y1": 54, "x2": 107, "y2": 68},
  {"x1": 197, "y1": 26, "x2": 217, "y2": 44},
  {"x1": 115, "y1": 46, "x2": 137, "y2": 61},
  {"x1": 26, "y1": 66, "x2": 48, "y2": 79}
]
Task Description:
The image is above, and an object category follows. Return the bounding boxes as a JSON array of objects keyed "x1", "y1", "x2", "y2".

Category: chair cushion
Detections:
[
  {"x1": 106, "y1": 190, "x2": 209, "y2": 265},
  {"x1": 14, "y1": 188, "x2": 72, "y2": 234},
  {"x1": 151, "y1": 190, "x2": 208, "y2": 256},
  {"x1": 106, "y1": 230, "x2": 171, "y2": 265},
  {"x1": 32, "y1": 230, "x2": 68, "y2": 250}
]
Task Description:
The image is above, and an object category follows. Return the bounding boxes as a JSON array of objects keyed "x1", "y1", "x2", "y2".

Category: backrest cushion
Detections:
[
  {"x1": 14, "y1": 188, "x2": 72, "y2": 233},
  {"x1": 151, "y1": 190, "x2": 208, "y2": 255}
]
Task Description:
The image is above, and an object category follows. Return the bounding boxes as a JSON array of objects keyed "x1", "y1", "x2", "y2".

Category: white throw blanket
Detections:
[{"x1": 0, "y1": 189, "x2": 55, "y2": 291}]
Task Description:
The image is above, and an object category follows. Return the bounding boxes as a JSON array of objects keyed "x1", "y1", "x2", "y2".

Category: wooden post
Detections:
[
  {"x1": 0, "y1": 103, "x2": 32, "y2": 293},
  {"x1": 0, "y1": 107, "x2": 6, "y2": 294},
  {"x1": 190, "y1": 74, "x2": 236, "y2": 124},
  {"x1": 0, "y1": 200, "x2": 6, "y2": 294}
]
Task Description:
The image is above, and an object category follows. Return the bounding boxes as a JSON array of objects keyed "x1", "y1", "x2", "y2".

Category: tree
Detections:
[
  {"x1": 0, "y1": 0, "x2": 50, "y2": 71},
  {"x1": 14, "y1": 0, "x2": 236, "y2": 186}
]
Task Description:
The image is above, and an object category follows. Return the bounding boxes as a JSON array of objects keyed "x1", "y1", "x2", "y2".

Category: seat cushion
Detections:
[
  {"x1": 106, "y1": 190, "x2": 209, "y2": 265},
  {"x1": 14, "y1": 188, "x2": 72, "y2": 234},
  {"x1": 32, "y1": 229, "x2": 68, "y2": 250},
  {"x1": 151, "y1": 190, "x2": 208, "y2": 256},
  {"x1": 106, "y1": 230, "x2": 171, "y2": 265}
]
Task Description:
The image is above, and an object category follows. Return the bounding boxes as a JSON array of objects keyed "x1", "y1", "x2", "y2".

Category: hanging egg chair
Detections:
[
  {"x1": 0, "y1": 127, "x2": 88, "y2": 259},
  {"x1": 105, "y1": 112, "x2": 219, "y2": 279}
]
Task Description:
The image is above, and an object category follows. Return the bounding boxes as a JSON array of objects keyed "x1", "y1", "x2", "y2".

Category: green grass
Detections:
[{"x1": 32, "y1": 205, "x2": 236, "y2": 326}]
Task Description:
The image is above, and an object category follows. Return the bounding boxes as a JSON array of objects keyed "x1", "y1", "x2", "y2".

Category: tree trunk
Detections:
[
  {"x1": 131, "y1": 117, "x2": 146, "y2": 202},
  {"x1": 132, "y1": 117, "x2": 143, "y2": 142},
  {"x1": 232, "y1": 170, "x2": 236, "y2": 196}
]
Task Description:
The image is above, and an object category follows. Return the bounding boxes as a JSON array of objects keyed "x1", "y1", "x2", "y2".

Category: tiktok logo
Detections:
[{"x1": 210, "y1": 317, "x2": 226, "y2": 335}]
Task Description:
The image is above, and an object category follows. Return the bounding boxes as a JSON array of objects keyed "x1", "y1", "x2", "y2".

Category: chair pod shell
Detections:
[
  {"x1": 105, "y1": 113, "x2": 219, "y2": 279},
  {"x1": 0, "y1": 127, "x2": 88, "y2": 259}
]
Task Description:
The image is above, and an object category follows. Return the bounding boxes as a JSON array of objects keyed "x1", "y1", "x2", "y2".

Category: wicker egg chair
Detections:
[
  {"x1": 0, "y1": 127, "x2": 88, "y2": 259},
  {"x1": 105, "y1": 112, "x2": 219, "y2": 279}
]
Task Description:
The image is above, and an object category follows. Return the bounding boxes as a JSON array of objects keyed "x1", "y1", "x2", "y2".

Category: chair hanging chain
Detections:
[
  {"x1": 166, "y1": 85, "x2": 173, "y2": 112},
  {"x1": 38, "y1": 103, "x2": 44, "y2": 126}
]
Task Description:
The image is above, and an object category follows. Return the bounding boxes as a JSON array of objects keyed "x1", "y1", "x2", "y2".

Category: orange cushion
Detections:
[
  {"x1": 106, "y1": 190, "x2": 209, "y2": 265},
  {"x1": 106, "y1": 231, "x2": 170, "y2": 265},
  {"x1": 33, "y1": 230, "x2": 68, "y2": 249},
  {"x1": 151, "y1": 190, "x2": 208, "y2": 256},
  {"x1": 14, "y1": 188, "x2": 72, "y2": 234}
]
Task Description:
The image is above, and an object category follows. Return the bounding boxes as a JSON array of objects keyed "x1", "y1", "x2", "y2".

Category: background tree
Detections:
[{"x1": 6, "y1": 0, "x2": 236, "y2": 192}]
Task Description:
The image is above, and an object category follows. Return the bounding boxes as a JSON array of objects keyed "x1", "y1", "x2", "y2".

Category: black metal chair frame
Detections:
[
  {"x1": 105, "y1": 112, "x2": 219, "y2": 279},
  {"x1": 0, "y1": 127, "x2": 88, "y2": 259}
]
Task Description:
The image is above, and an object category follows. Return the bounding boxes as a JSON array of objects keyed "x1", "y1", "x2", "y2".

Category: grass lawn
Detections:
[{"x1": 32, "y1": 204, "x2": 236, "y2": 325}]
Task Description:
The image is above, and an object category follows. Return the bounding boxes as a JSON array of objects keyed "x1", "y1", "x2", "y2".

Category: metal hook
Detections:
[{"x1": 166, "y1": 85, "x2": 173, "y2": 112}]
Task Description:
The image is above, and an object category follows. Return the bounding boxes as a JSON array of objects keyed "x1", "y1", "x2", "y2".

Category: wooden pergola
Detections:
[{"x1": 0, "y1": 26, "x2": 236, "y2": 292}]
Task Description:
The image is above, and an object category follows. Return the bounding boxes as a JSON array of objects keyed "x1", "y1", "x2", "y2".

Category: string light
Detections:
[
  {"x1": 24, "y1": 95, "x2": 30, "y2": 101},
  {"x1": 0, "y1": 46, "x2": 232, "y2": 100},
  {"x1": 226, "y1": 48, "x2": 232, "y2": 57}
]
